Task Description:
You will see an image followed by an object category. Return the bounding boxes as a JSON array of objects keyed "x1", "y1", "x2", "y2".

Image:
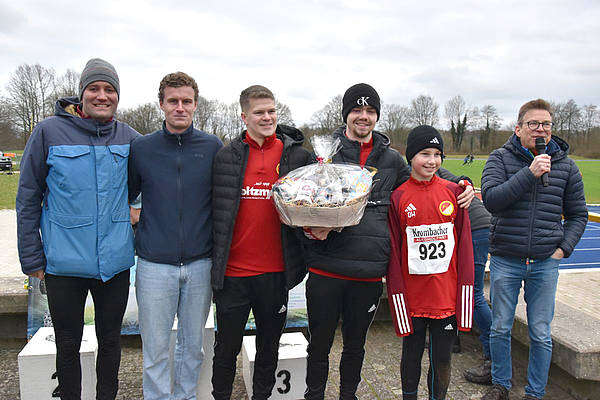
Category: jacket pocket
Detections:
[
  {"x1": 47, "y1": 145, "x2": 93, "y2": 191},
  {"x1": 45, "y1": 211, "x2": 95, "y2": 272},
  {"x1": 108, "y1": 209, "x2": 134, "y2": 263},
  {"x1": 108, "y1": 145, "x2": 130, "y2": 189}
]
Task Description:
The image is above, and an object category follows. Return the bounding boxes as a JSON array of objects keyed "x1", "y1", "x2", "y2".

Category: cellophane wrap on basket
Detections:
[{"x1": 272, "y1": 135, "x2": 375, "y2": 228}]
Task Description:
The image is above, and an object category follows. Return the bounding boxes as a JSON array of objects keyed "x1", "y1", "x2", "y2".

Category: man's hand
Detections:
[
  {"x1": 130, "y1": 206, "x2": 141, "y2": 225},
  {"x1": 551, "y1": 248, "x2": 564, "y2": 260},
  {"x1": 529, "y1": 154, "x2": 551, "y2": 178},
  {"x1": 457, "y1": 181, "x2": 474, "y2": 209},
  {"x1": 304, "y1": 227, "x2": 333, "y2": 240},
  {"x1": 28, "y1": 269, "x2": 45, "y2": 281}
]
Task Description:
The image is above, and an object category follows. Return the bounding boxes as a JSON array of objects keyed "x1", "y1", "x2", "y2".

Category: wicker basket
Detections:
[{"x1": 275, "y1": 195, "x2": 368, "y2": 228}]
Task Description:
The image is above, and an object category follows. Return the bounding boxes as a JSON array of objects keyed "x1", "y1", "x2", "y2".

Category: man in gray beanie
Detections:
[
  {"x1": 17, "y1": 58, "x2": 139, "y2": 399},
  {"x1": 79, "y1": 58, "x2": 120, "y2": 100}
]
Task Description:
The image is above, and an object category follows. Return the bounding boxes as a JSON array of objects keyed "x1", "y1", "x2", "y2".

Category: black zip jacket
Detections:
[
  {"x1": 128, "y1": 122, "x2": 223, "y2": 265},
  {"x1": 211, "y1": 125, "x2": 312, "y2": 291},
  {"x1": 303, "y1": 127, "x2": 410, "y2": 278}
]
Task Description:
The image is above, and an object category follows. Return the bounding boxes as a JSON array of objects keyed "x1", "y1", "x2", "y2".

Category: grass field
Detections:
[
  {"x1": 0, "y1": 157, "x2": 599, "y2": 209},
  {"x1": 0, "y1": 174, "x2": 18, "y2": 209},
  {"x1": 443, "y1": 157, "x2": 600, "y2": 203}
]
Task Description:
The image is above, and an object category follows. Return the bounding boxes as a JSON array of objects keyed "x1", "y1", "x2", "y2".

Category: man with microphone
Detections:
[{"x1": 479, "y1": 99, "x2": 587, "y2": 400}]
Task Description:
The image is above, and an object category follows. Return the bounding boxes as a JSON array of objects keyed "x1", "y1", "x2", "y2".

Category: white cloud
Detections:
[{"x1": 1, "y1": 0, "x2": 599, "y2": 127}]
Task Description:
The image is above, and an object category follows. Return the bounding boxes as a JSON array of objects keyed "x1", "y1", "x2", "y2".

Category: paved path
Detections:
[{"x1": 0, "y1": 324, "x2": 577, "y2": 399}]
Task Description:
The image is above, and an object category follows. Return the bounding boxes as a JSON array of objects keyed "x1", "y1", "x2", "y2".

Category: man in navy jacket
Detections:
[
  {"x1": 128, "y1": 72, "x2": 223, "y2": 400},
  {"x1": 480, "y1": 99, "x2": 587, "y2": 400}
]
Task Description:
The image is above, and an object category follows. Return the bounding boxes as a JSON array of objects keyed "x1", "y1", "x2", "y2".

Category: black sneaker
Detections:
[
  {"x1": 522, "y1": 395, "x2": 540, "y2": 400},
  {"x1": 464, "y1": 358, "x2": 492, "y2": 384},
  {"x1": 481, "y1": 384, "x2": 509, "y2": 400}
]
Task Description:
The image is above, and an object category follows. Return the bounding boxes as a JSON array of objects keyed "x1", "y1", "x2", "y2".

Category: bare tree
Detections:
[
  {"x1": 194, "y1": 96, "x2": 218, "y2": 132},
  {"x1": 409, "y1": 94, "x2": 439, "y2": 127},
  {"x1": 581, "y1": 104, "x2": 599, "y2": 142},
  {"x1": 0, "y1": 96, "x2": 20, "y2": 149},
  {"x1": 310, "y1": 94, "x2": 343, "y2": 134},
  {"x1": 52, "y1": 69, "x2": 81, "y2": 101},
  {"x1": 445, "y1": 95, "x2": 477, "y2": 151},
  {"x1": 6, "y1": 63, "x2": 56, "y2": 145},
  {"x1": 478, "y1": 105, "x2": 501, "y2": 151},
  {"x1": 116, "y1": 102, "x2": 162, "y2": 134},
  {"x1": 276, "y1": 99, "x2": 295, "y2": 127},
  {"x1": 380, "y1": 103, "x2": 412, "y2": 146},
  {"x1": 219, "y1": 101, "x2": 244, "y2": 142},
  {"x1": 561, "y1": 99, "x2": 582, "y2": 141}
]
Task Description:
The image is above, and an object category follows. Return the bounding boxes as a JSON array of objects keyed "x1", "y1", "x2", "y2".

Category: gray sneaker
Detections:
[
  {"x1": 481, "y1": 384, "x2": 509, "y2": 400},
  {"x1": 464, "y1": 358, "x2": 492, "y2": 384}
]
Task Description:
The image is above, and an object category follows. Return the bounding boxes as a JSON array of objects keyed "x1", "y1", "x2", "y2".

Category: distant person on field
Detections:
[{"x1": 479, "y1": 99, "x2": 587, "y2": 400}]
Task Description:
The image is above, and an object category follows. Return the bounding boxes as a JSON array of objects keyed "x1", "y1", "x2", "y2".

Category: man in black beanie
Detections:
[
  {"x1": 302, "y1": 84, "x2": 473, "y2": 399},
  {"x1": 17, "y1": 58, "x2": 139, "y2": 399}
]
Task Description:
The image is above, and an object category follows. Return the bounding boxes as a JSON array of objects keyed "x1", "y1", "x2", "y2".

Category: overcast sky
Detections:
[{"x1": 1, "y1": 0, "x2": 599, "y2": 128}]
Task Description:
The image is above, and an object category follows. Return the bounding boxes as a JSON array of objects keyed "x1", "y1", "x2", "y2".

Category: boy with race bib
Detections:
[{"x1": 386, "y1": 125, "x2": 474, "y2": 400}]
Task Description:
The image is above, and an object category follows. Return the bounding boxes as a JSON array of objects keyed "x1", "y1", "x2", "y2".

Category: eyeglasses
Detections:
[{"x1": 524, "y1": 121, "x2": 553, "y2": 131}]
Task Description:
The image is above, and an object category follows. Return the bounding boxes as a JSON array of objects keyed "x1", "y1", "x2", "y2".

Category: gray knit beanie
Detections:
[{"x1": 79, "y1": 58, "x2": 120, "y2": 100}]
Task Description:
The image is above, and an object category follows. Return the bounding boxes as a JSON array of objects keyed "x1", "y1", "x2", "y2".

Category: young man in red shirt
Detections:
[
  {"x1": 386, "y1": 125, "x2": 474, "y2": 400},
  {"x1": 211, "y1": 85, "x2": 311, "y2": 400}
]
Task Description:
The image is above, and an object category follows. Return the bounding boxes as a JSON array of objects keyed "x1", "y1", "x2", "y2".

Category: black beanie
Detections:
[
  {"x1": 79, "y1": 58, "x2": 120, "y2": 100},
  {"x1": 405, "y1": 125, "x2": 444, "y2": 163},
  {"x1": 341, "y1": 83, "x2": 381, "y2": 123}
]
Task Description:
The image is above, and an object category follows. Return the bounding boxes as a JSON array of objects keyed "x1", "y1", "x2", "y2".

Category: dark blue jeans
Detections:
[{"x1": 472, "y1": 228, "x2": 492, "y2": 358}]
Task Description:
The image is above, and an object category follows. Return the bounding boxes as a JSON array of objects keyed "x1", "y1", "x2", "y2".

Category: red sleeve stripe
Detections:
[
  {"x1": 392, "y1": 293, "x2": 411, "y2": 334},
  {"x1": 461, "y1": 285, "x2": 473, "y2": 329}
]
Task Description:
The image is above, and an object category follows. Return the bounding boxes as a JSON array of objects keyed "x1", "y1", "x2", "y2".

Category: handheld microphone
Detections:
[{"x1": 535, "y1": 137, "x2": 549, "y2": 187}]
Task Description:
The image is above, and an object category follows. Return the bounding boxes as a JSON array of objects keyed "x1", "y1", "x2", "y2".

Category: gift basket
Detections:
[{"x1": 272, "y1": 135, "x2": 376, "y2": 228}]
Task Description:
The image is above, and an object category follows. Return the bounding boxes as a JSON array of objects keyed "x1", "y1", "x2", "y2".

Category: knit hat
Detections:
[
  {"x1": 79, "y1": 58, "x2": 120, "y2": 100},
  {"x1": 342, "y1": 83, "x2": 381, "y2": 123},
  {"x1": 405, "y1": 125, "x2": 444, "y2": 163}
]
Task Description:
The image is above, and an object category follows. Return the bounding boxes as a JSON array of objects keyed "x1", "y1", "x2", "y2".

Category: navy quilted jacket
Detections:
[{"x1": 481, "y1": 134, "x2": 587, "y2": 259}]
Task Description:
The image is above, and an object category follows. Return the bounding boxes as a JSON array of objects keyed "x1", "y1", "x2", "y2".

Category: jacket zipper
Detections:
[{"x1": 177, "y1": 134, "x2": 184, "y2": 266}]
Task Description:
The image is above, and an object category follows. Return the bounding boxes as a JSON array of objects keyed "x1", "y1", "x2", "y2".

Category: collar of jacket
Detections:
[
  {"x1": 333, "y1": 126, "x2": 390, "y2": 165},
  {"x1": 161, "y1": 120, "x2": 194, "y2": 139},
  {"x1": 55, "y1": 96, "x2": 116, "y2": 136},
  {"x1": 232, "y1": 124, "x2": 304, "y2": 156},
  {"x1": 507, "y1": 133, "x2": 566, "y2": 161}
]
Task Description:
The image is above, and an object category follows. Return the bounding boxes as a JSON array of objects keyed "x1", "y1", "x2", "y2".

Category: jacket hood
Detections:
[
  {"x1": 55, "y1": 96, "x2": 117, "y2": 136},
  {"x1": 505, "y1": 133, "x2": 569, "y2": 162},
  {"x1": 276, "y1": 124, "x2": 304, "y2": 145}
]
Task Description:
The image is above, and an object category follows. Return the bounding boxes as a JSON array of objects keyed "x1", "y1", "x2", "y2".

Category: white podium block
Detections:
[
  {"x1": 18, "y1": 325, "x2": 98, "y2": 400},
  {"x1": 168, "y1": 306, "x2": 215, "y2": 399},
  {"x1": 242, "y1": 332, "x2": 307, "y2": 399}
]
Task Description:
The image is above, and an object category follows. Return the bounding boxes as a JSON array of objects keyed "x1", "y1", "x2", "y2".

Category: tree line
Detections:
[{"x1": 1, "y1": 63, "x2": 599, "y2": 157}]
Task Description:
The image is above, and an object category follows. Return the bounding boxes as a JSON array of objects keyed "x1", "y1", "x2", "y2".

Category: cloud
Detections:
[{"x1": 1, "y1": 0, "x2": 599, "y2": 127}]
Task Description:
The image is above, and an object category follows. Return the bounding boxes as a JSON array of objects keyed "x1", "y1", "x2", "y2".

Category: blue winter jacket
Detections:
[
  {"x1": 481, "y1": 134, "x2": 587, "y2": 260},
  {"x1": 128, "y1": 122, "x2": 223, "y2": 265},
  {"x1": 16, "y1": 97, "x2": 140, "y2": 281}
]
